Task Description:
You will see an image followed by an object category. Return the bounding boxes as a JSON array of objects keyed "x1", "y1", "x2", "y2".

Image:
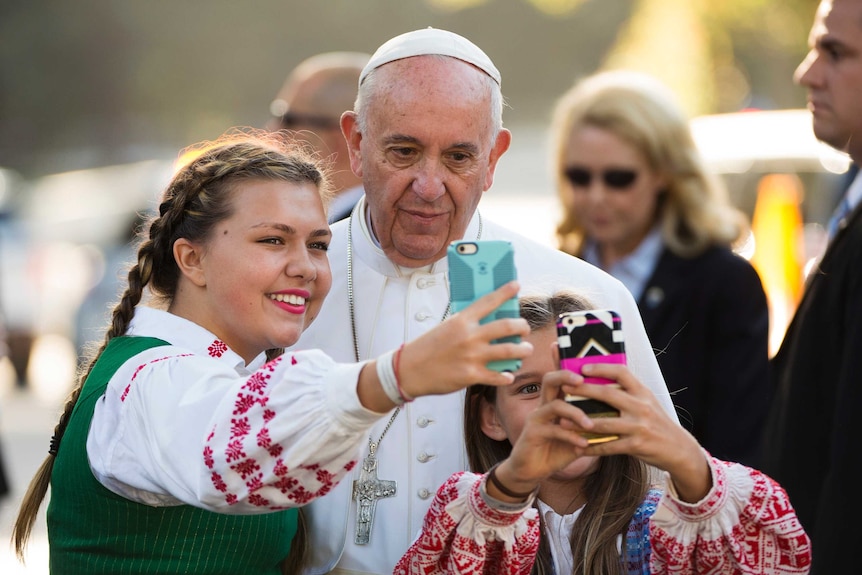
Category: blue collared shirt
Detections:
[{"x1": 582, "y1": 227, "x2": 664, "y2": 302}]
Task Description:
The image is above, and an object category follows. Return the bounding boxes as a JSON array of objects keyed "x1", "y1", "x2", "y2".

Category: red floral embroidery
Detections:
[
  {"x1": 256, "y1": 427, "x2": 271, "y2": 449},
  {"x1": 262, "y1": 357, "x2": 281, "y2": 372},
  {"x1": 233, "y1": 394, "x2": 258, "y2": 415},
  {"x1": 248, "y1": 493, "x2": 270, "y2": 507},
  {"x1": 394, "y1": 473, "x2": 540, "y2": 575},
  {"x1": 242, "y1": 371, "x2": 270, "y2": 395},
  {"x1": 231, "y1": 458, "x2": 261, "y2": 480},
  {"x1": 291, "y1": 356, "x2": 297, "y2": 365},
  {"x1": 230, "y1": 417, "x2": 251, "y2": 439},
  {"x1": 225, "y1": 439, "x2": 246, "y2": 463},
  {"x1": 315, "y1": 468, "x2": 334, "y2": 486},
  {"x1": 273, "y1": 460, "x2": 289, "y2": 477},
  {"x1": 268, "y1": 444, "x2": 283, "y2": 458},
  {"x1": 210, "y1": 472, "x2": 227, "y2": 493},
  {"x1": 120, "y1": 384, "x2": 132, "y2": 402},
  {"x1": 274, "y1": 476, "x2": 299, "y2": 493},
  {"x1": 201, "y1": 352, "x2": 363, "y2": 513},
  {"x1": 246, "y1": 476, "x2": 264, "y2": 493},
  {"x1": 203, "y1": 446, "x2": 214, "y2": 469},
  {"x1": 208, "y1": 339, "x2": 228, "y2": 357},
  {"x1": 287, "y1": 486, "x2": 315, "y2": 505}
]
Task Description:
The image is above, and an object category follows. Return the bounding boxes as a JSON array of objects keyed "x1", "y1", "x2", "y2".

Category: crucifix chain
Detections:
[{"x1": 346, "y1": 208, "x2": 481, "y2": 544}]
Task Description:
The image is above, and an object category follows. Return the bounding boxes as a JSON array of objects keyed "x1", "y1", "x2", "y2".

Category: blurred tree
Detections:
[
  {"x1": 600, "y1": 0, "x2": 818, "y2": 116},
  {"x1": 604, "y1": 0, "x2": 713, "y2": 115},
  {"x1": 0, "y1": 0, "x2": 817, "y2": 178}
]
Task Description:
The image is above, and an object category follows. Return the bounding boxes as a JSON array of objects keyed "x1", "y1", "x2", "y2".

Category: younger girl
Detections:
[
  {"x1": 396, "y1": 292, "x2": 810, "y2": 574},
  {"x1": 12, "y1": 132, "x2": 531, "y2": 574}
]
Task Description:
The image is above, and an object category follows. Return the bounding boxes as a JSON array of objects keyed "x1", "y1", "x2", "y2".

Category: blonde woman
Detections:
[{"x1": 551, "y1": 71, "x2": 770, "y2": 466}]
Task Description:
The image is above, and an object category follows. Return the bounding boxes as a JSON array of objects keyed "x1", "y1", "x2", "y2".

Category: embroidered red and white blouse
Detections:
[
  {"x1": 87, "y1": 306, "x2": 385, "y2": 513},
  {"x1": 395, "y1": 456, "x2": 812, "y2": 574}
]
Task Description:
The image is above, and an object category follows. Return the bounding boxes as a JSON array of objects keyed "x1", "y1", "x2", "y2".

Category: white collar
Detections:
[
  {"x1": 582, "y1": 226, "x2": 663, "y2": 301},
  {"x1": 126, "y1": 306, "x2": 265, "y2": 373}
]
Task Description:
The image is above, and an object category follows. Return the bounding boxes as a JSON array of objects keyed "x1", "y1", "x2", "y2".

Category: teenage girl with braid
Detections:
[{"x1": 10, "y1": 131, "x2": 532, "y2": 575}]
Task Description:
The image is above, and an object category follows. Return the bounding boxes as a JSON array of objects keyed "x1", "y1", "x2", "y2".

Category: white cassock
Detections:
[{"x1": 290, "y1": 196, "x2": 676, "y2": 575}]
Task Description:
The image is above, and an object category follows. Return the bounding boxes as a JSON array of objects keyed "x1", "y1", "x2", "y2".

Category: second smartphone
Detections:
[{"x1": 556, "y1": 309, "x2": 626, "y2": 443}]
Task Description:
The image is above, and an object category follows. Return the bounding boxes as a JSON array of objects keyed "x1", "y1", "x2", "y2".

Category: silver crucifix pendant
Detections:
[{"x1": 352, "y1": 449, "x2": 396, "y2": 545}]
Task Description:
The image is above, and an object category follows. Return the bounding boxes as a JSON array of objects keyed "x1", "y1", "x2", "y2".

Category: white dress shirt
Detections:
[
  {"x1": 291, "y1": 196, "x2": 677, "y2": 575},
  {"x1": 582, "y1": 226, "x2": 664, "y2": 302}
]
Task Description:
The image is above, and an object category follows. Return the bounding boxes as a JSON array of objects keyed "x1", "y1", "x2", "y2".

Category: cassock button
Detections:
[
  {"x1": 417, "y1": 452, "x2": 434, "y2": 463},
  {"x1": 418, "y1": 488, "x2": 432, "y2": 500},
  {"x1": 416, "y1": 278, "x2": 435, "y2": 289},
  {"x1": 417, "y1": 416, "x2": 431, "y2": 428},
  {"x1": 415, "y1": 312, "x2": 431, "y2": 321}
]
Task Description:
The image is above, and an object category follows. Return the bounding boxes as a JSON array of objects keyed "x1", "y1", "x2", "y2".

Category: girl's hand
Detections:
[
  {"x1": 491, "y1": 370, "x2": 593, "y2": 499},
  {"x1": 399, "y1": 281, "x2": 533, "y2": 397},
  {"x1": 562, "y1": 364, "x2": 712, "y2": 503}
]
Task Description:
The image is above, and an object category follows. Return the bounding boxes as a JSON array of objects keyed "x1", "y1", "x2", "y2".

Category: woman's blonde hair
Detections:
[
  {"x1": 550, "y1": 70, "x2": 747, "y2": 258},
  {"x1": 12, "y1": 129, "x2": 330, "y2": 572}
]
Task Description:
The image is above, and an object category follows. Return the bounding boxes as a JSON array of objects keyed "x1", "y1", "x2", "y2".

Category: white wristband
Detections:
[{"x1": 376, "y1": 349, "x2": 404, "y2": 406}]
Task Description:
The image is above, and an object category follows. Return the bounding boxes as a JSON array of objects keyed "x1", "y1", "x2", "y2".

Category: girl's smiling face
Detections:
[{"x1": 173, "y1": 179, "x2": 331, "y2": 363}]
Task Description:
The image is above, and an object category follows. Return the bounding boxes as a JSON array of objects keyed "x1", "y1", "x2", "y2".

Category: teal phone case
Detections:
[{"x1": 447, "y1": 240, "x2": 521, "y2": 372}]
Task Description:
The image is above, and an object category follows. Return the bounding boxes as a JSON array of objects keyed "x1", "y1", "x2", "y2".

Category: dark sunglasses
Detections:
[
  {"x1": 275, "y1": 111, "x2": 341, "y2": 131},
  {"x1": 563, "y1": 166, "x2": 639, "y2": 189}
]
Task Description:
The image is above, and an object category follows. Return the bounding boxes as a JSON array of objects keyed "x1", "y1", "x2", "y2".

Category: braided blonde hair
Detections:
[{"x1": 12, "y1": 130, "x2": 331, "y2": 564}]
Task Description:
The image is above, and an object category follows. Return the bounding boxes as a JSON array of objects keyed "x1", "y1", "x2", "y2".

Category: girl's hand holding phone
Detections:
[{"x1": 559, "y1": 364, "x2": 712, "y2": 503}]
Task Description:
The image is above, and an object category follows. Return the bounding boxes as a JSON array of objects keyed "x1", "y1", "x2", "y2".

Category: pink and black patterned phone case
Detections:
[{"x1": 556, "y1": 309, "x2": 626, "y2": 442}]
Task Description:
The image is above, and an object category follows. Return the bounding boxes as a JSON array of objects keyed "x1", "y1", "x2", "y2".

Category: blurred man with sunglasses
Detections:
[
  {"x1": 267, "y1": 51, "x2": 370, "y2": 222},
  {"x1": 761, "y1": 1, "x2": 862, "y2": 572}
]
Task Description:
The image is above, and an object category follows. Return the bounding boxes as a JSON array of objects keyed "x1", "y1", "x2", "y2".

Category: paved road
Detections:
[{"x1": 0, "y1": 385, "x2": 59, "y2": 575}]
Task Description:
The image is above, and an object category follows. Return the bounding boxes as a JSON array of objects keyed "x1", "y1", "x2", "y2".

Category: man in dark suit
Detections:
[{"x1": 760, "y1": 1, "x2": 862, "y2": 572}]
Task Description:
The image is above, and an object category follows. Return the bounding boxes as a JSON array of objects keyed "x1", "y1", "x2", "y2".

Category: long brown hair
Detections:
[
  {"x1": 12, "y1": 130, "x2": 330, "y2": 572},
  {"x1": 465, "y1": 291, "x2": 650, "y2": 575}
]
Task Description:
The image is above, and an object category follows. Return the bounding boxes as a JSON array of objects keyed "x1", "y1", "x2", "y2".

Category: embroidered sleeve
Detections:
[
  {"x1": 648, "y1": 455, "x2": 812, "y2": 574},
  {"x1": 94, "y1": 347, "x2": 382, "y2": 513},
  {"x1": 394, "y1": 471, "x2": 540, "y2": 575}
]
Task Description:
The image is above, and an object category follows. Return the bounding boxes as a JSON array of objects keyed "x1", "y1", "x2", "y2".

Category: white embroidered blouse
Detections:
[{"x1": 86, "y1": 306, "x2": 386, "y2": 513}]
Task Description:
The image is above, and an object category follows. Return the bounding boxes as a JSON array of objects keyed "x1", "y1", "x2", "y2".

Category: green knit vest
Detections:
[{"x1": 47, "y1": 336, "x2": 298, "y2": 574}]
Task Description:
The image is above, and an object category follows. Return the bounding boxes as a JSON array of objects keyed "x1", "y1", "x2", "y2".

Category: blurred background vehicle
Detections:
[{"x1": 690, "y1": 109, "x2": 851, "y2": 353}]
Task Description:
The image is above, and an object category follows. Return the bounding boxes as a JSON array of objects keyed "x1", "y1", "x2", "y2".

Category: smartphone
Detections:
[
  {"x1": 556, "y1": 309, "x2": 626, "y2": 443},
  {"x1": 447, "y1": 240, "x2": 521, "y2": 373}
]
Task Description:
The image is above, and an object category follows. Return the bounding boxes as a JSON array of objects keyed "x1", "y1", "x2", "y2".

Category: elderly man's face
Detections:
[
  {"x1": 342, "y1": 56, "x2": 510, "y2": 267},
  {"x1": 794, "y1": 0, "x2": 862, "y2": 161}
]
